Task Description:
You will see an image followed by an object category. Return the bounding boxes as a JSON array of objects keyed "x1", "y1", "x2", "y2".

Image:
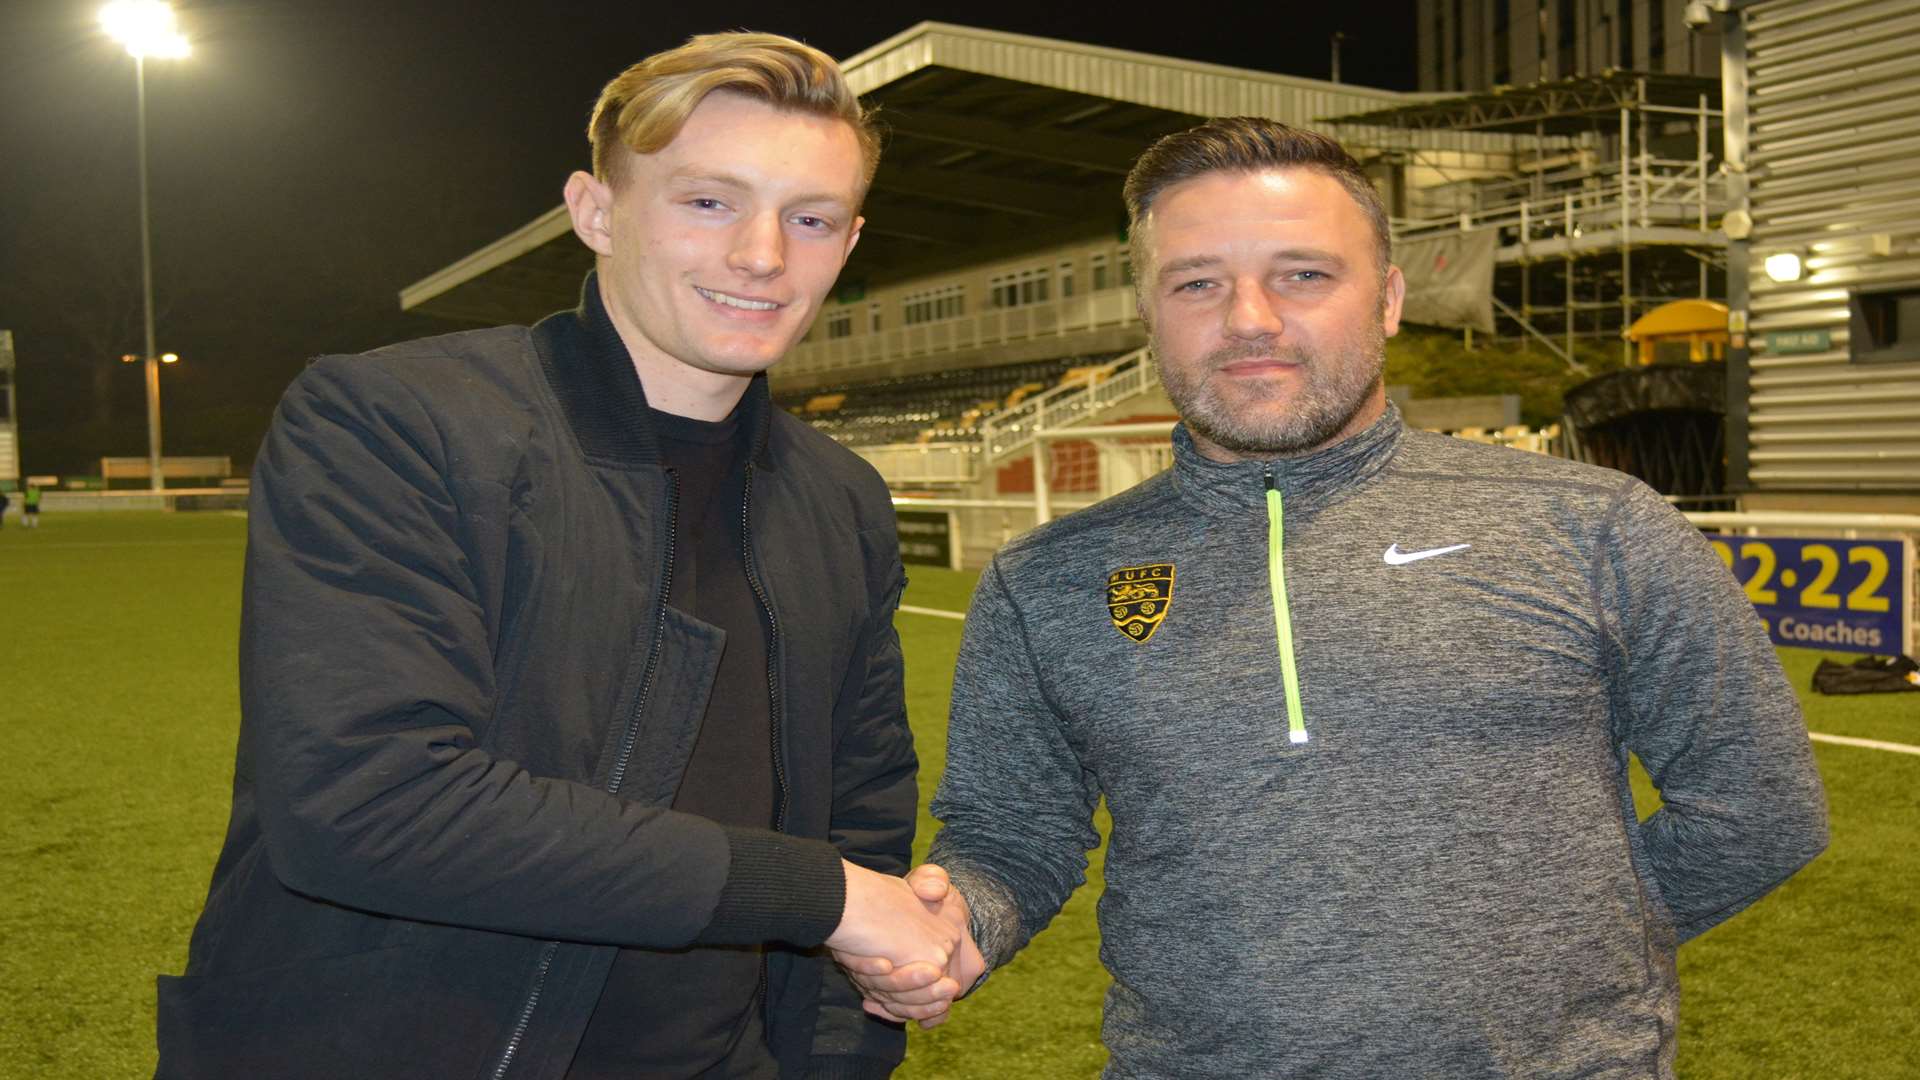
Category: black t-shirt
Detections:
[{"x1": 568, "y1": 403, "x2": 778, "y2": 1079}]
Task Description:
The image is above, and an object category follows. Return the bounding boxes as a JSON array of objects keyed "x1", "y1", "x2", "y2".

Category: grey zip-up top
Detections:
[{"x1": 928, "y1": 406, "x2": 1827, "y2": 1079}]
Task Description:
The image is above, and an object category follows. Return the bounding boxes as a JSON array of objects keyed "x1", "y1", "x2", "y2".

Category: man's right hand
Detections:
[
  {"x1": 824, "y1": 860, "x2": 966, "y2": 1005},
  {"x1": 831, "y1": 862, "x2": 985, "y2": 1028}
]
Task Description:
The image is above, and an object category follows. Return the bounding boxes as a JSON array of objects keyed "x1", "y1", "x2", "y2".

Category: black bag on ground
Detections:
[{"x1": 1811, "y1": 654, "x2": 1920, "y2": 695}]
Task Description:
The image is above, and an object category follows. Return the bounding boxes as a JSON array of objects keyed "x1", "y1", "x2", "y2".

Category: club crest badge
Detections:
[{"x1": 1108, "y1": 563, "x2": 1175, "y2": 643}]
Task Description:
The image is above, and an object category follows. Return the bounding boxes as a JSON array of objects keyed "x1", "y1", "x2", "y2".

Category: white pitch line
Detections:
[
  {"x1": 898, "y1": 604, "x2": 966, "y2": 621},
  {"x1": 1809, "y1": 731, "x2": 1920, "y2": 757},
  {"x1": 0, "y1": 539, "x2": 241, "y2": 550}
]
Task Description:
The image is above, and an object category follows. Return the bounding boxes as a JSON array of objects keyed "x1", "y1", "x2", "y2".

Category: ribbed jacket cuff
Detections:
[{"x1": 701, "y1": 827, "x2": 845, "y2": 946}]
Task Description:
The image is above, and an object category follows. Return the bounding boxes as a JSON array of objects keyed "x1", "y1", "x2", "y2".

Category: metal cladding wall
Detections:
[{"x1": 1734, "y1": 0, "x2": 1920, "y2": 492}]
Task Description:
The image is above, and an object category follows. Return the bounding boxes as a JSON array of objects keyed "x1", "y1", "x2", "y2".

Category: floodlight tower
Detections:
[{"x1": 100, "y1": 0, "x2": 189, "y2": 492}]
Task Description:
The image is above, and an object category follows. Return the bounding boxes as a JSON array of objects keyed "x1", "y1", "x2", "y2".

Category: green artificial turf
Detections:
[
  {"x1": 0, "y1": 512, "x2": 247, "y2": 1078},
  {"x1": 1, "y1": 518, "x2": 1914, "y2": 1078}
]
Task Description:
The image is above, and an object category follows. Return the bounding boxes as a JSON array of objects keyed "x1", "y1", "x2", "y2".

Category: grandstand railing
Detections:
[
  {"x1": 1394, "y1": 159, "x2": 1727, "y2": 246},
  {"x1": 851, "y1": 346, "x2": 1162, "y2": 487},
  {"x1": 856, "y1": 442, "x2": 981, "y2": 487},
  {"x1": 785, "y1": 287, "x2": 1141, "y2": 377},
  {"x1": 979, "y1": 346, "x2": 1158, "y2": 461}
]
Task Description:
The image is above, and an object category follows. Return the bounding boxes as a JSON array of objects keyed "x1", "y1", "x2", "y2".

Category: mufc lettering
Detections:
[{"x1": 1108, "y1": 563, "x2": 1175, "y2": 643}]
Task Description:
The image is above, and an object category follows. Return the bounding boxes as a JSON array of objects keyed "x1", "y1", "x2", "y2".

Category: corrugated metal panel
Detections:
[
  {"x1": 1751, "y1": 362, "x2": 1920, "y2": 390},
  {"x1": 1738, "y1": 0, "x2": 1920, "y2": 491},
  {"x1": 843, "y1": 22, "x2": 1520, "y2": 155}
]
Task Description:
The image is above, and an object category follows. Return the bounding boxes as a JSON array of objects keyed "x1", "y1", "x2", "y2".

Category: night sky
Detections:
[{"x1": 0, "y1": 0, "x2": 1417, "y2": 476}]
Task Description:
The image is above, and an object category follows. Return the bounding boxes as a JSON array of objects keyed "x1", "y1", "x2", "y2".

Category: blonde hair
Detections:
[{"x1": 587, "y1": 32, "x2": 880, "y2": 189}]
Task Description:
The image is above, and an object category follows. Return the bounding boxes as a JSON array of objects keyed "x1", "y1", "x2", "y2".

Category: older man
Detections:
[{"x1": 851, "y1": 117, "x2": 1827, "y2": 1078}]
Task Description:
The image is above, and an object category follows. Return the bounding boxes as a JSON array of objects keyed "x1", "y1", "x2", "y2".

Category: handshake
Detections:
[{"x1": 826, "y1": 861, "x2": 986, "y2": 1029}]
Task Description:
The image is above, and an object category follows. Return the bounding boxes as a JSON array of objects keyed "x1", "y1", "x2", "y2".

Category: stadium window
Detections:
[
  {"x1": 1059, "y1": 260, "x2": 1075, "y2": 298},
  {"x1": 1119, "y1": 248, "x2": 1135, "y2": 287},
  {"x1": 1537, "y1": 2, "x2": 1550, "y2": 76},
  {"x1": 1091, "y1": 253, "x2": 1111, "y2": 291},
  {"x1": 1618, "y1": 0, "x2": 1634, "y2": 68},
  {"x1": 1850, "y1": 286, "x2": 1920, "y2": 365},
  {"x1": 869, "y1": 302, "x2": 882, "y2": 334},
  {"x1": 1493, "y1": 0, "x2": 1512, "y2": 82},
  {"x1": 827, "y1": 309, "x2": 852, "y2": 339},
  {"x1": 903, "y1": 284, "x2": 965, "y2": 325},
  {"x1": 1454, "y1": 0, "x2": 1467, "y2": 87},
  {"x1": 1557, "y1": 0, "x2": 1577, "y2": 77},
  {"x1": 990, "y1": 265, "x2": 1053, "y2": 310},
  {"x1": 1648, "y1": 0, "x2": 1665, "y2": 71}
]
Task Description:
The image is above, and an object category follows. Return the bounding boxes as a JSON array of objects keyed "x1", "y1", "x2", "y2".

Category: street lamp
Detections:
[{"x1": 100, "y1": 1, "x2": 188, "y2": 492}]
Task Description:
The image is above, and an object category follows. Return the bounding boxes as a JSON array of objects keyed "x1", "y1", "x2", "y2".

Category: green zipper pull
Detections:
[{"x1": 1264, "y1": 468, "x2": 1309, "y2": 745}]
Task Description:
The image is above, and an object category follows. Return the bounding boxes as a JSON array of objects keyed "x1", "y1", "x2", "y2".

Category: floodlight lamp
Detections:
[
  {"x1": 151, "y1": 32, "x2": 190, "y2": 59},
  {"x1": 160, "y1": 352, "x2": 179, "y2": 363},
  {"x1": 100, "y1": 1, "x2": 189, "y2": 59},
  {"x1": 121, "y1": 353, "x2": 139, "y2": 363},
  {"x1": 1764, "y1": 251, "x2": 1804, "y2": 283}
]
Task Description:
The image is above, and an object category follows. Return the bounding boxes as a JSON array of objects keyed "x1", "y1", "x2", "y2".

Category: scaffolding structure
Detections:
[{"x1": 1328, "y1": 72, "x2": 1728, "y2": 365}]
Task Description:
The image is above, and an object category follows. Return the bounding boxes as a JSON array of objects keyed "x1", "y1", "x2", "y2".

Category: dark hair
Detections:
[{"x1": 1123, "y1": 116, "x2": 1391, "y2": 279}]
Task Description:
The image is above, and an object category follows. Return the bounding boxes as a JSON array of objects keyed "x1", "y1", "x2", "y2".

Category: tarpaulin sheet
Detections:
[{"x1": 1397, "y1": 230, "x2": 1496, "y2": 334}]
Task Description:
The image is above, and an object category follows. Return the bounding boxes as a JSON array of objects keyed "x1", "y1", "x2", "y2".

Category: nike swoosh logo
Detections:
[{"x1": 1383, "y1": 542, "x2": 1472, "y2": 565}]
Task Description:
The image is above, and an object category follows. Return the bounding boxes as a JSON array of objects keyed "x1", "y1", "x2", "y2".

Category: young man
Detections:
[
  {"x1": 20, "y1": 483, "x2": 38, "y2": 528},
  {"x1": 851, "y1": 118, "x2": 1828, "y2": 1077},
  {"x1": 158, "y1": 33, "x2": 964, "y2": 1080}
]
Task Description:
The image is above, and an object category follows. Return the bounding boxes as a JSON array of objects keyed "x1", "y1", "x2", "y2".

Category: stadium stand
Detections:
[{"x1": 772, "y1": 354, "x2": 1121, "y2": 447}]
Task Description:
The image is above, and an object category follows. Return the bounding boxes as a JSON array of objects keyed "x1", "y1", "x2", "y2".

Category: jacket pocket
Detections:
[{"x1": 156, "y1": 944, "x2": 522, "y2": 1080}]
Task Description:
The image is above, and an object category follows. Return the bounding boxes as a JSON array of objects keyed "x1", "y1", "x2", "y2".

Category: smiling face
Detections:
[
  {"x1": 564, "y1": 90, "x2": 865, "y2": 418},
  {"x1": 1137, "y1": 167, "x2": 1405, "y2": 462}
]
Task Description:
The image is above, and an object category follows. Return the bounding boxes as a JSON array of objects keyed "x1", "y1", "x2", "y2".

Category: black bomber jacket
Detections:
[{"x1": 156, "y1": 276, "x2": 915, "y2": 1079}]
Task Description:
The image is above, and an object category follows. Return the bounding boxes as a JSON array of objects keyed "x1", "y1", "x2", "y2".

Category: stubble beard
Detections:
[{"x1": 1154, "y1": 321, "x2": 1388, "y2": 458}]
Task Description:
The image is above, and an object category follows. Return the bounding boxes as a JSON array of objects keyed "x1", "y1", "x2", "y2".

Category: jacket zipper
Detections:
[
  {"x1": 489, "y1": 946, "x2": 557, "y2": 1080},
  {"x1": 739, "y1": 462, "x2": 786, "y2": 1027},
  {"x1": 489, "y1": 472, "x2": 681, "y2": 1080},
  {"x1": 606, "y1": 470, "x2": 681, "y2": 796},
  {"x1": 1264, "y1": 468, "x2": 1309, "y2": 745},
  {"x1": 739, "y1": 462, "x2": 789, "y2": 833}
]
